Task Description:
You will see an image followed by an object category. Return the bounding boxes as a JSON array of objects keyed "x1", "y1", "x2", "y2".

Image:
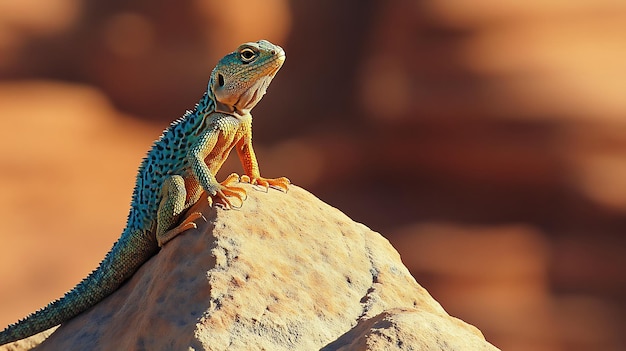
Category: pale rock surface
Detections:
[{"x1": 5, "y1": 185, "x2": 498, "y2": 350}]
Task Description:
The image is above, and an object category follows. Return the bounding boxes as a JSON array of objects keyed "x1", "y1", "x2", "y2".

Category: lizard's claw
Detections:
[
  {"x1": 157, "y1": 211, "x2": 205, "y2": 247},
  {"x1": 208, "y1": 174, "x2": 247, "y2": 209},
  {"x1": 240, "y1": 175, "x2": 290, "y2": 192},
  {"x1": 208, "y1": 187, "x2": 245, "y2": 209}
]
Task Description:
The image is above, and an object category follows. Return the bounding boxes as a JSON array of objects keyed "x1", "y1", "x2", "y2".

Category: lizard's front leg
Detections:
[
  {"x1": 236, "y1": 136, "x2": 290, "y2": 191},
  {"x1": 190, "y1": 127, "x2": 247, "y2": 208}
]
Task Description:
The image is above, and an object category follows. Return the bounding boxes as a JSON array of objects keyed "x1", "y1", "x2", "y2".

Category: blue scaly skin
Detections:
[{"x1": 0, "y1": 39, "x2": 289, "y2": 346}]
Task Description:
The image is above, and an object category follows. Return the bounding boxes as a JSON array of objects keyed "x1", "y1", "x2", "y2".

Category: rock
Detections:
[
  {"x1": 0, "y1": 328, "x2": 56, "y2": 351},
  {"x1": 324, "y1": 308, "x2": 496, "y2": 351},
  {"x1": 18, "y1": 185, "x2": 497, "y2": 350}
]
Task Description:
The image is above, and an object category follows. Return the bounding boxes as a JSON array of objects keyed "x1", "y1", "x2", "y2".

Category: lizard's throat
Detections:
[{"x1": 214, "y1": 75, "x2": 274, "y2": 116}]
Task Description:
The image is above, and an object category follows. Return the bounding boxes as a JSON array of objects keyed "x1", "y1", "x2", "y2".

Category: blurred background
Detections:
[{"x1": 0, "y1": 1, "x2": 625, "y2": 350}]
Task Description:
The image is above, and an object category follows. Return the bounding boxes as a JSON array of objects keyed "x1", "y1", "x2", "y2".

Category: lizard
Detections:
[{"x1": 0, "y1": 39, "x2": 290, "y2": 346}]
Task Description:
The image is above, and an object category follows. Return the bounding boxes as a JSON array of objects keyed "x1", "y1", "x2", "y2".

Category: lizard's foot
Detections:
[
  {"x1": 241, "y1": 175, "x2": 290, "y2": 192},
  {"x1": 157, "y1": 211, "x2": 205, "y2": 247},
  {"x1": 220, "y1": 172, "x2": 242, "y2": 186},
  {"x1": 208, "y1": 173, "x2": 247, "y2": 209}
]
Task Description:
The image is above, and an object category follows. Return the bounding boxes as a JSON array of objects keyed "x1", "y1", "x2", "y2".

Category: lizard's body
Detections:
[{"x1": 0, "y1": 40, "x2": 289, "y2": 346}]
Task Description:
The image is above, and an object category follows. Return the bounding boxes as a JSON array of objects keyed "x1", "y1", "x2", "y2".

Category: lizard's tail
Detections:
[{"x1": 0, "y1": 230, "x2": 157, "y2": 346}]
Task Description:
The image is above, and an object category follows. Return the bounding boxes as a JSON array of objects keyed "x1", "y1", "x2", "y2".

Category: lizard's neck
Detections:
[
  {"x1": 210, "y1": 74, "x2": 274, "y2": 117},
  {"x1": 206, "y1": 87, "x2": 253, "y2": 120},
  {"x1": 213, "y1": 96, "x2": 252, "y2": 118}
]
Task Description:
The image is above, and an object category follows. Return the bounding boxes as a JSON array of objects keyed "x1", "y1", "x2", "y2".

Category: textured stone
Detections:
[
  {"x1": 325, "y1": 308, "x2": 497, "y2": 351},
  {"x1": 5, "y1": 185, "x2": 497, "y2": 350}
]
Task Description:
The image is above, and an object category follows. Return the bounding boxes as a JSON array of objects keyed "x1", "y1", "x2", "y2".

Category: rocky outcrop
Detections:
[{"x1": 5, "y1": 184, "x2": 498, "y2": 350}]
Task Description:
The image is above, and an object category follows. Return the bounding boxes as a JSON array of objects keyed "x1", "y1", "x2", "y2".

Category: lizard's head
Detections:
[{"x1": 209, "y1": 40, "x2": 285, "y2": 116}]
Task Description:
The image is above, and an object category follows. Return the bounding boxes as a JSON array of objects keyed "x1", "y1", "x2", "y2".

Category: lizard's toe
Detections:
[
  {"x1": 210, "y1": 184, "x2": 247, "y2": 209},
  {"x1": 157, "y1": 211, "x2": 203, "y2": 247},
  {"x1": 242, "y1": 176, "x2": 290, "y2": 192},
  {"x1": 221, "y1": 173, "x2": 241, "y2": 186},
  {"x1": 268, "y1": 177, "x2": 290, "y2": 192}
]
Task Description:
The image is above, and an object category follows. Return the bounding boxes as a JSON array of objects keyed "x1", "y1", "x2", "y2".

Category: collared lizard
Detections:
[{"x1": 0, "y1": 39, "x2": 289, "y2": 346}]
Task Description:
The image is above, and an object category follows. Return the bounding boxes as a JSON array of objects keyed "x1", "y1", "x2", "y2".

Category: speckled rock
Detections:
[{"x1": 18, "y1": 185, "x2": 497, "y2": 350}]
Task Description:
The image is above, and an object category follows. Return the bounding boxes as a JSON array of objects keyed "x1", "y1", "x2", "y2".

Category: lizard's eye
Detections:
[{"x1": 240, "y1": 48, "x2": 256, "y2": 63}]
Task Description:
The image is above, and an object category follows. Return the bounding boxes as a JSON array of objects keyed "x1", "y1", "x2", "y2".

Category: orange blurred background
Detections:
[{"x1": 0, "y1": 1, "x2": 625, "y2": 350}]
